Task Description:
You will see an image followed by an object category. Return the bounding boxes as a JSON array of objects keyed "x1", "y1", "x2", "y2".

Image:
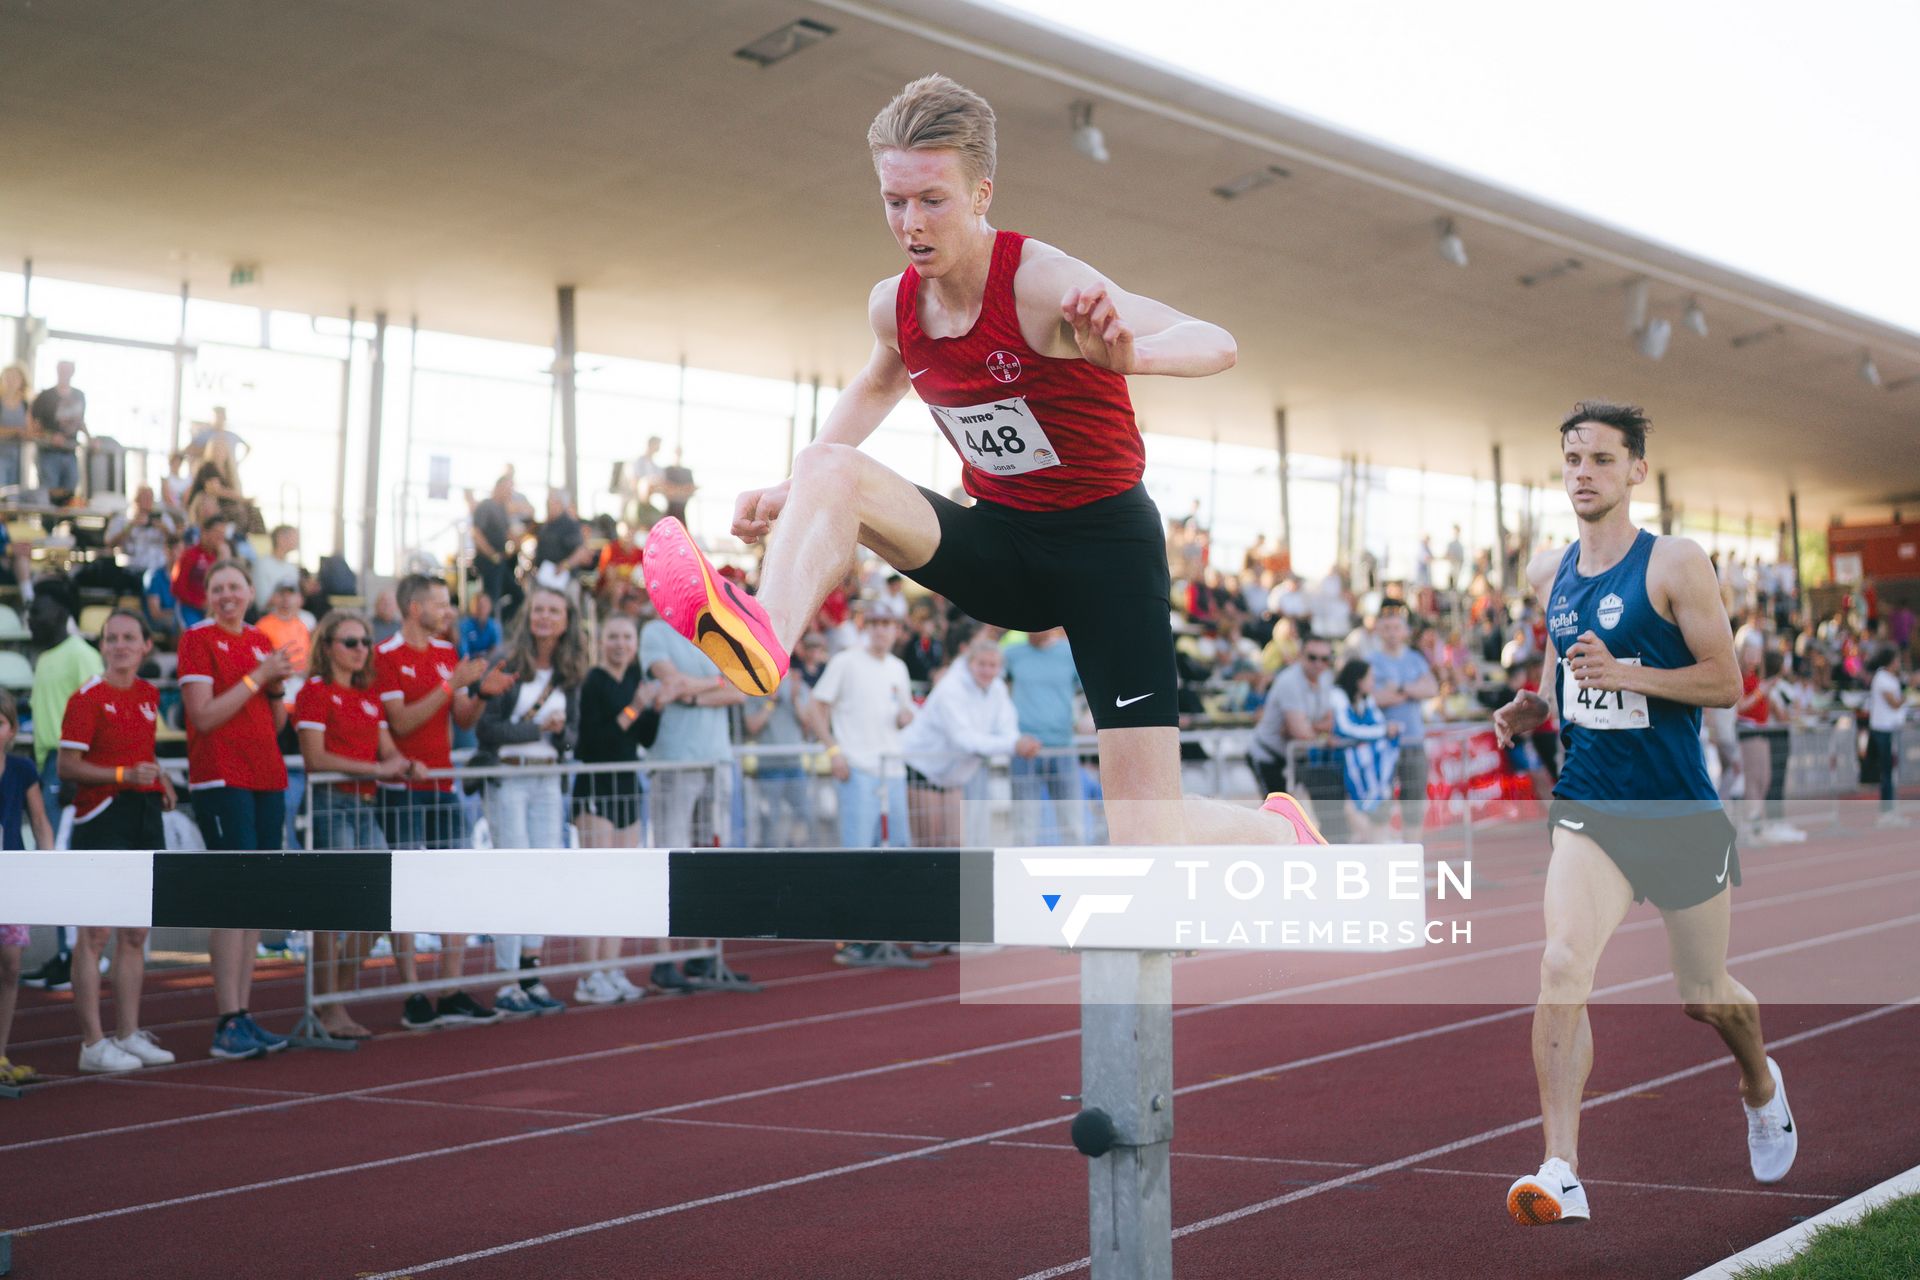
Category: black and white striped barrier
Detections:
[
  {"x1": 4, "y1": 843, "x2": 1426, "y2": 1280},
  {"x1": 2, "y1": 845, "x2": 1429, "y2": 952}
]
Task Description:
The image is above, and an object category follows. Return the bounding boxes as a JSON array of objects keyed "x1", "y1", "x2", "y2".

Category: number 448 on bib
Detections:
[{"x1": 929, "y1": 397, "x2": 1062, "y2": 477}]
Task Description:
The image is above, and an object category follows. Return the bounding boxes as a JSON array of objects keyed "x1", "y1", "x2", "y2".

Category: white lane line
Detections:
[
  {"x1": 358, "y1": 999, "x2": 1920, "y2": 1280},
  {"x1": 647, "y1": 1116, "x2": 947, "y2": 1143},
  {"x1": 991, "y1": 1140, "x2": 1363, "y2": 1171},
  {"x1": 10, "y1": 874, "x2": 1912, "y2": 1165},
  {"x1": 1012, "y1": 1000, "x2": 1920, "y2": 1279},
  {"x1": 348, "y1": 1095, "x2": 609, "y2": 1121},
  {"x1": 0, "y1": 966, "x2": 1088, "y2": 1150},
  {"x1": 1411, "y1": 1166, "x2": 1843, "y2": 1202}
]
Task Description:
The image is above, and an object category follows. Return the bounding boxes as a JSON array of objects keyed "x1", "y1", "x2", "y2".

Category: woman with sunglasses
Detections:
[
  {"x1": 58, "y1": 609, "x2": 179, "y2": 1072},
  {"x1": 179, "y1": 558, "x2": 295, "y2": 1060},
  {"x1": 295, "y1": 610, "x2": 426, "y2": 1039}
]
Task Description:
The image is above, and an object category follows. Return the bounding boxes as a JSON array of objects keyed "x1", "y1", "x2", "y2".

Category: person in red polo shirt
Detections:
[
  {"x1": 59, "y1": 609, "x2": 179, "y2": 1074},
  {"x1": 296, "y1": 609, "x2": 433, "y2": 1039},
  {"x1": 179, "y1": 559, "x2": 294, "y2": 1060},
  {"x1": 375, "y1": 573, "x2": 509, "y2": 1030},
  {"x1": 170, "y1": 516, "x2": 229, "y2": 628}
]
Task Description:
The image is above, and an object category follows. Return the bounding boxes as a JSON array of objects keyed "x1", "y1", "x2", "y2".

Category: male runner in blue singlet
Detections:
[{"x1": 1493, "y1": 403, "x2": 1797, "y2": 1226}]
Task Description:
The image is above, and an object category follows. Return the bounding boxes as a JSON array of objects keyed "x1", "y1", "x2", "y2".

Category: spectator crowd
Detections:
[{"x1": 0, "y1": 392, "x2": 1911, "y2": 1089}]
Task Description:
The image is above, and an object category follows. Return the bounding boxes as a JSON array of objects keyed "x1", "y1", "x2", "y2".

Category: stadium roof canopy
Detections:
[{"x1": 8, "y1": 0, "x2": 1918, "y2": 525}]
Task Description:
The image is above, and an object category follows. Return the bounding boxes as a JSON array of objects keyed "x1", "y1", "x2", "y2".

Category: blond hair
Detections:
[{"x1": 867, "y1": 74, "x2": 997, "y2": 184}]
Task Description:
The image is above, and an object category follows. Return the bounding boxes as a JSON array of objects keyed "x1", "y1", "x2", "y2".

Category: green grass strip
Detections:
[{"x1": 1733, "y1": 1192, "x2": 1920, "y2": 1280}]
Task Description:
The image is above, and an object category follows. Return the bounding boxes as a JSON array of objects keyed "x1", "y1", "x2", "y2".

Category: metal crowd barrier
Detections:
[{"x1": 288, "y1": 757, "x2": 747, "y2": 1049}]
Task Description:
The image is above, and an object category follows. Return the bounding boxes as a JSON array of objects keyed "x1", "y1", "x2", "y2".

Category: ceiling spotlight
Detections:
[
  {"x1": 1859, "y1": 351, "x2": 1883, "y2": 388},
  {"x1": 1682, "y1": 298, "x2": 1708, "y2": 338},
  {"x1": 1730, "y1": 323, "x2": 1786, "y2": 349},
  {"x1": 1434, "y1": 218, "x2": 1468, "y2": 268},
  {"x1": 1624, "y1": 278, "x2": 1651, "y2": 334},
  {"x1": 733, "y1": 17, "x2": 835, "y2": 67},
  {"x1": 1069, "y1": 101, "x2": 1109, "y2": 164},
  {"x1": 1636, "y1": 317, "x2": 1673, "y2": 361},
  {"x1": 1211, "y1": 164, "x2": 1290, "y2": 200},
  {"x1": 1517, "y1": 257, "x2": 1583, "y2": 287}
]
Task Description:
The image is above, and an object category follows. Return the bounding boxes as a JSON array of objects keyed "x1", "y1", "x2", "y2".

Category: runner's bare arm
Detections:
[
  {"x1": 1014, "y1": 243, "x2": 1236, "y2": 377},
  {"x1": 1493, "y1": 547, "x2": 1561, "y2": 746},
  {"x1": 1568, "y1": 538, "x2": 1739, "y2": 709}
]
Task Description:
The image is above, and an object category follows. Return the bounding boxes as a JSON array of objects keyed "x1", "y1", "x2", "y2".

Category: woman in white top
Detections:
[
  {"x1": 475, "y1": 586, "x2": 588, "y2": 1014},
  {"x1": 1865, "y1": 648, "x2": 1908, "y2": 828}
]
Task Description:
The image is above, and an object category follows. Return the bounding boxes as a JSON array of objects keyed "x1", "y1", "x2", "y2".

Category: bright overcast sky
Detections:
[{"x1": 997, "y1": 0, "x2": 1920, "y2": 337}]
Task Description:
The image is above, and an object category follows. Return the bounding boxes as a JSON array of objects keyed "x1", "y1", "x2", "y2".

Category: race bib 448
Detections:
[{"x1": 928, "y1": 397, "x2": 1062, "y2": 477}]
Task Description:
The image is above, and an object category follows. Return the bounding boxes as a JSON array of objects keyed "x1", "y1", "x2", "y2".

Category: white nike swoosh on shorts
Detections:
[
  {"x1": 1115, "y1": 693, "x2": 1153, "y2": 708},
  {"x1": 1557, "y1": 819, "x2": 1586, "y2": 830},
  {"x1": 908, "y1": 368, "x2": 930, "y2": 379},
  {"x1": 1716, "y1": 843, "x2": 1732, "y2": 884}
]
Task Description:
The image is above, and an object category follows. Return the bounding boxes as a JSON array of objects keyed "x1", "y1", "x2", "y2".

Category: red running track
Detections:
[{"x1": 4, "y1": 815, "x2": 1918, "y2": 1279}]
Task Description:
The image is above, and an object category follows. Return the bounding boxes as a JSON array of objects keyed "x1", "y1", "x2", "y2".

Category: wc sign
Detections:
[{"x1": 993, "y1": 845, "x2": 1437, "y2": 952}]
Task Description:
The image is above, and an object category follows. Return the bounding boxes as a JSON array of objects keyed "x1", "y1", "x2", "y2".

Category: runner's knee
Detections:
[
  {"x1": 793, "y1": 443, "x2": 866, "y2": 499},
  {"x1": 1538, "y1": 940, "x2": 1595, "y2": 1002}
]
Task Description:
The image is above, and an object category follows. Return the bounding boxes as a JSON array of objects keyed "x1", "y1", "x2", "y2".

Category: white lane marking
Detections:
[
  {"x1": 1011, "y1": 1000, "x2": 1919, "y2": 1279},
  {"x1": 362, "y1": 999, "x2": 1920, "y2": 1280},
  {"x1": 1412, "y1": 1165, "x2": 1842, "y2": 1202},
  {"x1": 12, "y1": 871, "x2": 1916, "y2": 1161},
  {"x1": 648, "y1": 1116, "x2": 946, "y2": 1143}
]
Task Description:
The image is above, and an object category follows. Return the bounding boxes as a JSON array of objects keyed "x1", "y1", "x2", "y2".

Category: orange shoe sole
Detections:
[{"x1": 1507, "y1": 1181, "x2": 1563, "y2": 1226}]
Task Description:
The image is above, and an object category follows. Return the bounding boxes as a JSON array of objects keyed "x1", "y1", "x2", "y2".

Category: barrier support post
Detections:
[{"x1": 1079, "y1": 949, "x2": 1174, "y2": 1280}]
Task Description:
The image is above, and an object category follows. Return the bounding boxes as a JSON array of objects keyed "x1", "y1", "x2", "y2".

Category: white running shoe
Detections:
[
  {"x1": 78, "y1": 1037, "x2": 143, "y2": 1074},
  {"x1": 1745, "y1": 1057, "x2": 1798, "y2": 1184},
  {"x1": 110, "y1": 1029, "x2": 176, "y2": 1066},
  {"x1": 1507, "y1": 1157, "x2": 1590, "y2": 1226},
  {"x1": 604, "y1": 970, "x2": 646, "y2": 1002},
  {"x1": 573, "y1": 972, "x2": 619, "y2": 1005},
  {"x1": 1761, "y1": 822, "x2": 1807, "y2": 844},
  {"x1": 1875, "y1": 811, "x2": 1910, "y2": 830}
]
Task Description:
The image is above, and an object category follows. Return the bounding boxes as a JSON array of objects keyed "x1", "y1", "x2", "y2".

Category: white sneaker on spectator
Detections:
[
  {"x1": 1875, "y1": 811, "x2": 1909, "y2": 829},
  {"x1": 78, "y1": 1037, "x2": 143, "y2": 1074},
  {"x1": 605, "y1": 970, "x2": 646, "y2": 1002},
  {"x1": 574, "y1": 972, "x2": 619, "y2": 1005},
  {"x1": 111, "y1": 1029, "x2": 175, "y2": 1066},
  {"x1": 1761, "y1": 822, "x2": 1806, "y2": 844}
]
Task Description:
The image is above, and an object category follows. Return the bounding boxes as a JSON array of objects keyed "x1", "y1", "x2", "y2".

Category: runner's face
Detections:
[
  {"x1": 877, "y1": 148, "x2": 988, "y2": 278},
  {"x1": 1561, "y1": 423, "x2": 1645, "y2": 523}
]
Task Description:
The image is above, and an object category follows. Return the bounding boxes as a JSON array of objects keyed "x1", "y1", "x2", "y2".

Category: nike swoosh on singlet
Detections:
[
  {"x1": 1715, "y1": 843, "x2": 1732, "y2": 884},
  {"x1": 908, "y1": 368, "x2": 931, "y2": 379},
  {"x1": 1115, "y1": 693, "x2": 1153, "y2": 708}
]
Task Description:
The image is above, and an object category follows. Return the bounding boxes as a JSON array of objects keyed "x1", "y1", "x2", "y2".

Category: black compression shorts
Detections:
[
  {"x1": 905, "y1": 483, "x2": 1177, "y2": 731},
  {"x1": 1548, "y1": 797, "x2": 1741, "y2": 911}
]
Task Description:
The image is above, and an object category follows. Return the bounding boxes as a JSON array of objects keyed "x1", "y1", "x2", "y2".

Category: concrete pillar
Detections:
[{"x1": 556, "y1": 285, "x2": 579, "y2": 502}]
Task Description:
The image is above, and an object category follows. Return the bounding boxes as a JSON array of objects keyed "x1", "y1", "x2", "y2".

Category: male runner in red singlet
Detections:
[{"x1": 646, "y1": 73, "x2": 1321, "y2": 847}]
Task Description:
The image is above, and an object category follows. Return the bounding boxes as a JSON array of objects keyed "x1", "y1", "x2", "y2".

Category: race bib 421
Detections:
[{"x1": 1562, "y1": 657, "x2": 1650, "y2": 731}]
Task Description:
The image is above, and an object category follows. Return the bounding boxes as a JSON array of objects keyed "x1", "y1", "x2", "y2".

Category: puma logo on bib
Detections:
[{"x1": 1597, "y1": 593, "x2": 1624, "y2": 629}]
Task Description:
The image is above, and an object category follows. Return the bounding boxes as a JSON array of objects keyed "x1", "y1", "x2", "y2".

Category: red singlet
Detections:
[{"x1": 895, "y1": 230, "x2": 1144, "y2": 512}]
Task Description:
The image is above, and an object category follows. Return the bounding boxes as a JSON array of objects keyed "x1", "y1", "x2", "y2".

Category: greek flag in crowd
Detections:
[{"x1": 1332, "y1": 689, "x2": 1399, "y2": 814}]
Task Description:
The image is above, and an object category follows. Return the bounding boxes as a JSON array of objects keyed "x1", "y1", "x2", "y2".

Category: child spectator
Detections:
[
  {"x1": 58, "y1": 611, "x2": 180, "y2": 1072},
  {"x1": 1331, "y1": 658, "x2": 1401, "y2": 841}
]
